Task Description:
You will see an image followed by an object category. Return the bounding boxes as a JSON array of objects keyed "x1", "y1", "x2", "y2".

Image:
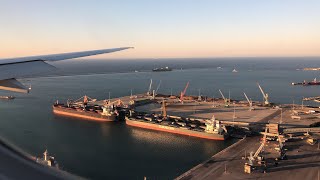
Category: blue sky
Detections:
[{"x1": 1, "y1": 0, "x2": 319, "y2": 58}]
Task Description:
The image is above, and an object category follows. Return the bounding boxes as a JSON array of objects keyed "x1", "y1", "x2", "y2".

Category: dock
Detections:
[
  {"x1": 55, "y1": 91, "x2": 320, "y2": 179},
  {"x1": 176, "y1": 135, "x2": 320, "y2": 180},
  {"x1": 176, "y1": 107, "x2": 320, "y2": 180}
]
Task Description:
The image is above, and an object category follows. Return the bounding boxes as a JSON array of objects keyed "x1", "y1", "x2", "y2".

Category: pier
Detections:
[
  {"x1": 176, "y1": 106, "x2": 320, "y2": 180},
  {"x1": 54, "y1": 91, "x2": 320, "y2": 180}
]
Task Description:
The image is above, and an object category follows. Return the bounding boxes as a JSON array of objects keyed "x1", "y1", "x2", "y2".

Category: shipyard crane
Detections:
[
  {"x1": 179, "y1": 82, "x2": 189, "y2": 103},
  {"x1": 72, "y1": 95, "x2": 97, "y2": 106},
  {"x1": 219, "y1": 89, "x2": 230, "y2": 107},
  {"x1": 243, "y1": 92, "x2": 254, "y2": 111},
  {"x1": 107, "y1": 99, "x2": 125, "y2": 107},
  {"x1": 248, "y1": 127, "x2": 268, "y2": 166},
  {"x1": 155, "y1": 80, "x2": 162, "y2": 94},
  {"x1": 147, "y1": 79, "x2": 153, "y2": 96},
  {"x1": 257, "y1": 83, "x2": 269, "y2": 106}
]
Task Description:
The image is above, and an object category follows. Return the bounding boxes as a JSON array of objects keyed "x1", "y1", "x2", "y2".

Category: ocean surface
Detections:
[{"x1": 1, "y1": 57, "x2": 320, "y2": 179}]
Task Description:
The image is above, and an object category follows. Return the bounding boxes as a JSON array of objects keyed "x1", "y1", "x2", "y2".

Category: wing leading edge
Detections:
[{"x1": 0, "y1": 47, "x2": 133, "y2": 93}]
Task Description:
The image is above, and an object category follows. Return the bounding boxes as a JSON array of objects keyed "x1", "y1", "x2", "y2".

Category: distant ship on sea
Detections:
[
  {"x1": 292, "y1": 78, "x2": 320, "y2": 86},
  {"x1": 303, "y1": 67, "x2": 320, "y2": 71},
  {"x1": 232, "y1": 68, "x2": 238, "y2": 73},
  {"x1": 152, "y1": 66, "x2": 172, "y2": 72}
]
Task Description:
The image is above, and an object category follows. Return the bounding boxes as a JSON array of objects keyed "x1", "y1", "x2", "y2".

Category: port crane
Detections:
[
  {"x1": 71, "y1": 95, "x2": 97, "y2": 106},
  {"x1": 219, "y1": 89, "x2": 230, "y2": 107},
  {"x1": 147, "y1": 79, "x2": 153, "y2": 96},
  {"x1": 179, "y1": 82, "x2": 189, "y2": 103},
  {"x1": 107, "y1": 99, "x2": 125, "y2": 107},
  {"x1": 248, "y1": 128, "x2": 268, "y2": 166},
  {"x1": 155, "y1": 80, "x2": 162, "y2": 95},
  {"x1": 243, "y1": 92, "x2": 254, "y2": 111},
  {"x1": 257, "y1": 83, "x2": 269, "y2": 106}
]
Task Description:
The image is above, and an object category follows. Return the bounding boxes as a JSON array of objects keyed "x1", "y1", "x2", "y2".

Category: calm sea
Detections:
[{"x1": 1, "y1": 57, "x2": 320, "y2": 179}]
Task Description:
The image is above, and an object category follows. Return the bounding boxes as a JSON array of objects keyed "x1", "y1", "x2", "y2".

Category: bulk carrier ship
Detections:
[
  {"x1": 292, "y1": 78, "x2": 320, "y2": 86},
  {"x1": 53, "y1": 95, "x2": 119, "y2": 122},
  {"x1": 126, "y1": 113, "x2": 228, "y2": 140},
  {"x1": 125, "y1": 101, "x2": 228, "y2": 140}
]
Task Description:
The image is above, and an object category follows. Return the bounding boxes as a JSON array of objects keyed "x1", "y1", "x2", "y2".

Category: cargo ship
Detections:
[
  {"x1": 52, "y1": 95, "x2": 119, "y2": 122},
  {"x1": 152, "y1": 66, "x2": 172, "y2": 72},
  {"x1": 126, "y1": 110, "x2": 228, "y2": 140},
  {"x1": 292, "y1": 78, "x2": 320, "y2": 86}
]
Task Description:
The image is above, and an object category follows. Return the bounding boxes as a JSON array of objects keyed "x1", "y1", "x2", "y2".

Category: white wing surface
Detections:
[{"x1": 0, "y1": 47, "x2": 133, "y2": 93}]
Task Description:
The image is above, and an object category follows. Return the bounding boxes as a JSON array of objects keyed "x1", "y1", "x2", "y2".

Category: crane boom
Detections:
[
  {"x1": 257, "y1": 83, "x2": 266, "y2": 98},
  {"x1": 219, "y1": 89, "x2": 230, "y2": 107},
  {"x1": 180, "y1": 82, "x2": 189, "y2": 102},
  {"x1": 155, "y1": 80, "x2": 162, "y2": 94},
  {"x1": 219, "y1": 89, "x2": 226, "y2": 101},
  {"x1": 182, "y1": 82, "x2": 189, "y2": 95},
  {"x1": 244, "y1": 92, "x2": 250, "y2": 104},
  {"x1": 254, "y1": 128, "x2": 267, "y2": 158},
  {"x1": 257, "y1": 83, "x2": 269, "y2": 105},
  {"x1": 147, "y1": 79, "x2": 153, "y2": 95},
  {"x1": 244, "y1": 92, "x2": 254, "y2": 111}
]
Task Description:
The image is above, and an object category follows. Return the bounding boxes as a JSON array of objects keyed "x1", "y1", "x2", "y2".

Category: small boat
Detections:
[
  {"x1": 232, "y1": 68, "x2": 238, "y2": 73},
  {"x1": 0, "y1": 96, "x2": 15, "y2": 100},
  {"x1": 36, "y1": 150, "x2": 59, "y2": 168}
]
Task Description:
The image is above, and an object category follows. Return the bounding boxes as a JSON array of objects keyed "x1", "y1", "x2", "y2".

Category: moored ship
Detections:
[
  {"x1": 126, "y1": 110, "x2": 228, "y2": 140},
  {"x1": 53, "y1": 95, "x2": 119, "y2": 122}
]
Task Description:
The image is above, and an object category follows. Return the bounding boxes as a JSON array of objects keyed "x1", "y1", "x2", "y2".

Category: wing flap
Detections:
[{"x1": 0, "y1": 79, "x2": 29, "y2": 93}]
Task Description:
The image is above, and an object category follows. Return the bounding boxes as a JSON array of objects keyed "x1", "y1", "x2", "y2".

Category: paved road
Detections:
[{"x1": 176, "y1": 136, "x2": 259, "y2": 180}]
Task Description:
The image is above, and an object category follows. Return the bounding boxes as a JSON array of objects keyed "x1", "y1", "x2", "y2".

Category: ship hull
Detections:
[
  {"x1": 53, "y1": 106, "x2": 116, "y2": 122},
  {"x1": 126, "y1": 117, "x2": 227, "y2": 140}
]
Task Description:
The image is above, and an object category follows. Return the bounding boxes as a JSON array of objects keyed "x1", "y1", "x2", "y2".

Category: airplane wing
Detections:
[{"x1": 0, "y1": 47, "x2": 133, "y2": 93}]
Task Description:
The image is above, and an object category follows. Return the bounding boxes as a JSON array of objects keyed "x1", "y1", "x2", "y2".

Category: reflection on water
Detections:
[
  {"x1": 99, "y1": 123, "x2": 112, "y2": 137},
  {"x1": 130, "y1": 127, "x2": 198, "y2": 147}
]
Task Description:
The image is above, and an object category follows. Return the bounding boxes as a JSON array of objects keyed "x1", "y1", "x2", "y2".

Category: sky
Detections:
[{"x1": 1, "y1": 0, "x2": 320, "y2": 59}]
